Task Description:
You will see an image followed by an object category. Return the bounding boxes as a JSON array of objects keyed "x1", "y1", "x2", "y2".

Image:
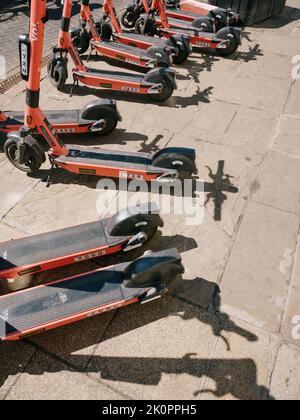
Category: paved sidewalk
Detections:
[{"x1": 0, "y1": 0, "x2": 300, "y2": 401}]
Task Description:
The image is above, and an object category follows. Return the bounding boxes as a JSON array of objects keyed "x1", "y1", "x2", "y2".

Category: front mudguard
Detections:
[
  {"x1": 105, "y1": 202, "x2": 164, "y2": 238},
  {"x1": 7, "y1": 132, "x2": 46, "y2": 166},
  {"x1": 80, "y1": 99, "x2": 122, "y2": 122},
  {"x1": 153, "y1": 147, "x2": 198, "y2": 175}
]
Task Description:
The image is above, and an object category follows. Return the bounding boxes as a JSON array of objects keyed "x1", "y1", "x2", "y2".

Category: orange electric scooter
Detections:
[
  {"x1": 70, "y1": 0, "x2": 173, "y2": 70},
  {"x1": 72, "y1": 0, "x2": 191, "y2": 65},
  {"x1": 4, "y1": 0, "x2": 197, "y2": 184},
  {"x1": 48, "y1": 0, "x2": 176, "y2": 102},
  {"x1": 135, "y1": 0, "x2": 241, "y2": 56}
]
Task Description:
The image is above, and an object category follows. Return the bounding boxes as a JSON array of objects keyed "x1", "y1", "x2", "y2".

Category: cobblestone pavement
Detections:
[
  {"x1": 0, "y1": 0, "x2": 300, "y2": 401},
  {"x1": 0, "y1": 0, "x2": 128, "y2": 78}
]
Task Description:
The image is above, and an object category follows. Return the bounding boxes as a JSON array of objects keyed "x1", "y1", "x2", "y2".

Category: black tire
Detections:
[
  {"x1": 165, "y1": 38, "x2": 190, "y2": 65},
  {"x1": 135, "y1": 17, "x2": 157, "y2": 36},
  {"x1": 145, "y1": 71, "x2": 174, "y2": 102},
  {"x1": 4, "y1": 139, "x2": 42, "y2": 173},
  {"x1": 72, "y1": 33, "x2": 90, "y2": 55},
  {"x1": 90, "y1": 108, "x2": 119, "y2": 136},
  {"x1": 171, "y1": 45, "x2": 189, "y2": 65},
  {"x1": 135, "y1": 17, "x2": 146, "y2": 34},
  {"x1": 121, "y1": 10, "x2": 137, "y2": 29},
  {"x1": 152, "y1": 154, "x2": 193, "y2": 181},
  {"x1": 216, "y1": 30, "x2": 239, "y2": 56},
  {"x1": 47, "y1": 60, "x2": 68, "y2": 88}
]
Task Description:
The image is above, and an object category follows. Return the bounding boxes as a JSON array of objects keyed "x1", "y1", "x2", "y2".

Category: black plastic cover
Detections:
[{"x1": 209, "y1": 0, "x2": 286, "y2": 25}]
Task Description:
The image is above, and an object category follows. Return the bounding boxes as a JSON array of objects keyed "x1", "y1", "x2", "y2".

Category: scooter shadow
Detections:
[{"x1": 0, "y1": 273, "x2": 269, "y2": 399}]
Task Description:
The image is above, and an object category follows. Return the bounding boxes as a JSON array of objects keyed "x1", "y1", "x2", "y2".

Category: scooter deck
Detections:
[
  {"x1": 74, "y1": 68, "x2": 144, "y2": 84},
  {"x1": 114, "y1": 31, "x2": 170, "y2": 49},
  {"x1": 91, "y1": 39, "x2": 152, "y2": 60},
  {"x1": 0, "y1": 263, "x2": 143, "y2": 340},
  {"x1": 0, "y1": 110, "x2": 88, "y2": 128},
  {"x1": 159, "y1": 18, "x2": 216, "y2": 38},
  {"x1": 55, "y1": 145, "x2": 154, "y2": 171},
  {"x1": 0, "y1": 219, "x2": 125, "y2": 276}
]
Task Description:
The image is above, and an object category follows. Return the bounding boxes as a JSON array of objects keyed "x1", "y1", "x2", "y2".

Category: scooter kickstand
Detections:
[
  {"x1": 70, "y1": 78, "x2": 79, "y2": 97},
  {"x1": 46, "y1": 157, "x2": 57, "y2": 188}
]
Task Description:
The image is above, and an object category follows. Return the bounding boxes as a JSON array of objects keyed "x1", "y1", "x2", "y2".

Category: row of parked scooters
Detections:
[{"x1": 0, "y1": 0, "x2": 243, "y2": 342}]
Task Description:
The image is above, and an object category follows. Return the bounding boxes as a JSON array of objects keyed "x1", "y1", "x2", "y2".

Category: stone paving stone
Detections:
[
  {"x1": 170, "y1": 138, "x2": 263, "y2": 236},
  {"x1": 30, "y1": 311, "x2": 115, "y2": 369},
  {"x1": 223, "y1": 106, "x2": 278, "y2": 155},
  {"x1": 220, "y1": 201, "x2": 299, "y2": 333},
  {"x1": 285, "y1": 80, "x2": 300, "y2": 114},
  {"x1": 270, "y1": 344, "x2": 300, "y2": 400},
  {"x1": 282, "y1": 234, "x2": 300, "y2": 347},
  {"x1": 272, "y1": 115, "x2": 300, "y2": 155},
  {"x1": 88, "y1": 297, "x2": 219, "y2": 400},
  {"x1": 5, "y1": 350, "x2": 125, "y2": 400},
  {"x1": 252, "y1": 151, "x2": 300, "y2": 215},
  {"x1": 201, "y1": 318, "x2": 281, "y2": 400},
  {"x1": 0, "y1": 340, "x2": 36, "y2": 400}
]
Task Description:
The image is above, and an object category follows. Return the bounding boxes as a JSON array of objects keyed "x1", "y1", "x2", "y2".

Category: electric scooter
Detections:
[
  {"x1": 162, "y1": 0, "x2": 241, "y2": 32},
  {"x1": 0, "y1": 248, "x2": 184, "y2": 341},
  {"x1": 71, "y1": 0, "x2": 172, "y2": 70},
  {"x1": 5, "y1": 1, "x2": 197, "y2": 184},
  {"x1": 72, "y1": 0, "x2": 191, "y2": 66},
  {"x1": 135, "y1": 0, "x2": 241, "y2": 56},
  {"x1": 0, "y1": 100, "x2": 121, "y2": 136},
  {"x1": 121, "y1": 0, "x2": 240, "y2": 33},
  {"x1": 0, "y1": 203, "x2": 163, "y2": 282},
  {"x1": 48, "y1": 0, "x2": 176, "y2": 102}
]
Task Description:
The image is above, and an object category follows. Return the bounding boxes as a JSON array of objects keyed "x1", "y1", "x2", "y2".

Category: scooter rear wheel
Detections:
[
  {"x1": 90, "y1": 108, "x2": 119, "y2": 136},
  {"x1": 4, "y1": 138, "x2": 42, "y2": 173},
  {"x1": 152, "y1": 154, "x2": 193, "y2": 181},
  {"x1": 216, "y1": 30, "x2": 239, "y2": 56}
]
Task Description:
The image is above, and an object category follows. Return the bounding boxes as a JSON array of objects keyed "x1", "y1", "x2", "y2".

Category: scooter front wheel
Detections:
[
  {"x1": 4, "y1": 138, "x2": 43, "y2": 173},
  {"x1": 72, "y1": 32, "x2": 91, "y2": 55},
  {"x1": 121, "y1": 9, "x2": 137, "y2": 29},
  {"x1": 47, "y1": 60, "x2": 68, "y2": 89}
]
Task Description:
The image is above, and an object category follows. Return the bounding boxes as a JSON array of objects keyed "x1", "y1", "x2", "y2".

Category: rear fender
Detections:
[
  {"x1": 105, "y1": 202, "x2": 164, "y2": 237},
  {"x1": 80, "y1": 99, "x2": 121, "y2": 121},
  {"x1": 153, "y1": 147, "x2": 198, "y2": 175}
]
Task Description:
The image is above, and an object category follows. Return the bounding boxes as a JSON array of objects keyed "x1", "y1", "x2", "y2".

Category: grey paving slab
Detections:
[
  {"x1": 5, "y1": 350, "x2": 125, "y2": 400},
  {"x1": 282, "y1": 233, "x2": 300, "y2": 347},
  {"x1": 270, "y1": 344, "x2": 300, "y2": 400},
  {"x1": 251, "y1": 151, "x2": 300, "y2": 215},
  {"x1": 201, "y1": 318, "x2": 281, "y2": 400},
  {"x1": 88, "y1": 297, "x2": 219, "y2": 400},
  {"x1": 223, "y1": 106, "x2": 278, "y2": 155},
  {"x1": 220, "y1": 201, "x2": 299, "y2": 333}
]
